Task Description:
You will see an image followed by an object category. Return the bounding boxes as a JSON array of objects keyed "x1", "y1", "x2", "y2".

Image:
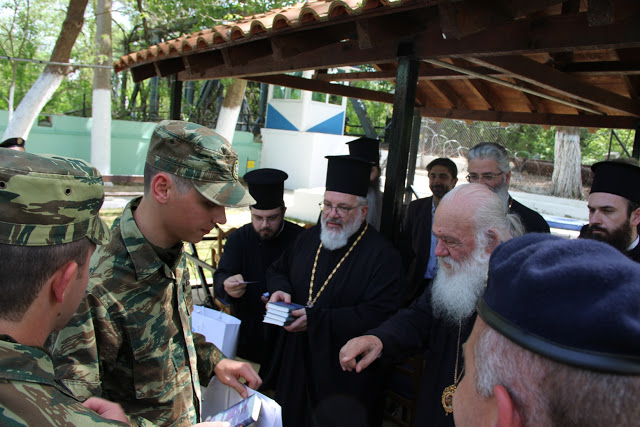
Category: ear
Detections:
[
  {"x1": 452, "y1": 177, "x2": 459, "y2": 186},
  {"x1": 485, "y1": 229, "x2": 501, "y2": 254},
  {"x1": 494, "y1": 385, "x2": 523, "y2": 427},
  {"x1": 50, "y1": 261, "x2": 79, "y2": 304},
  {"x1": 151, "y1": 172, "x2": 172, "y2": 204},
  {"x1": 360, "y1": 205, "x2": 369, "y2": 222},
  {"x1": 504, "y1": 170, "x2": 512, "y2": 187},
  {"x1": 630, "y1": 206, "x2": 640, "y2": 228}
]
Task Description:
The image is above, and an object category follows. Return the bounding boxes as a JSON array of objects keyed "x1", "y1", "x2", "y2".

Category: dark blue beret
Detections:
[{"x1": 478, "y1": 233, "x2": 640, "y2": 374}]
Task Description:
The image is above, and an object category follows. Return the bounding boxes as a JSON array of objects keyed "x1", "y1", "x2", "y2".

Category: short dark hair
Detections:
[
  {"x1": 0, "y1": 238, "x2": 94, "y2": 321},
  {"x1": 426, "y1": 157, "x2": 458, "y2": 179},
  {"x1": 143, "y1": 162, "x2": 194, "y2": 195}
]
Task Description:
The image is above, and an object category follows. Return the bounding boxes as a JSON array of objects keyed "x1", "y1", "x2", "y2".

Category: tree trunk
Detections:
[
  {"x1": 215, "y1": 79, "x2": 247, "y2": 143},
  {"x1": 91, "y1": 0, "x2": 112, "y2": 175},
  {"x1": 7, "y1": 62, "x2": 17, "y2": 121},
  {"x1": 552, "y1": 126, "x2": 583, "y2": 199},
  {"x1": 2, "y1": 0, "x2": 89, "y2": 141}
]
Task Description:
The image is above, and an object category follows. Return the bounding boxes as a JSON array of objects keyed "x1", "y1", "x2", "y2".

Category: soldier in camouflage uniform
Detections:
[
  {"x1": 48, "y1": 121, "x2": 262, "y2": 426},
  {"x1": 0, "y1": 149, "x2": 129, "y2": 425}
]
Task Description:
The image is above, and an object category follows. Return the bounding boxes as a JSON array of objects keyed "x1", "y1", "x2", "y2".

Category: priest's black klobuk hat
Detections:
[
  {"x1": 346, "y1": 137, "x2": 380, "y2": 165},
  {"x1": 243, "y1": 168, "x2": 288, "y2": 210},
  {"x1": 590, "y1": 160, "x2": 640, "y2": 203},
  {"x1": 0, "y1": 137, "x2": 26, "y2": 149},
  {"x1": 478, "y1": 233, "x2": 640, "y2": 375},
  {"x1": 325, "y1": 155, "x2": 372, "y2": 198}
]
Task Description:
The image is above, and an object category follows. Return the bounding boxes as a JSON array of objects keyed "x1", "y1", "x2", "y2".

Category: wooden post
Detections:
[
  {"x1": 170, "y1": 75, "x2": 183, "y2": 120},
  {"x1": 380, "y1": 44, "x2": 419, "y2": 244}
]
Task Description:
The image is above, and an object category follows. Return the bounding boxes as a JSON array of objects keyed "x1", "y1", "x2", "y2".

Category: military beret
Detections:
[
  {"x1": 243, "y1": 168, "x2": 287, "y2": 210},
  {"x1": 0, "y1": 150, "x2": 110, "y2": 246},
  {"x1": 146, "y1": 120, "x2": 254, "y2": 207},
  {"x1": 478, "y1": 233, "x2": 640, "y2": 375}
]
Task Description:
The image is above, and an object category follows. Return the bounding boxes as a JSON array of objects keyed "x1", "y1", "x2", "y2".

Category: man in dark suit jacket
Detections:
[
  {"x1": 466, "y1": 142, "x2": 550, "y2": 233},
  {"x1": 399, "y1": 158, "x2": 458, "y2": 303}
]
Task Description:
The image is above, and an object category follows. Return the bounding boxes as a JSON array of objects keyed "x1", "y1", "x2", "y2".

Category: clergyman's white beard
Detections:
[
  {"x1": 430, "y1": 247, "x2": 490, "y2": 325},
  {"x1": 320, "y1": 214, "x2": 362, "y2": 251}
]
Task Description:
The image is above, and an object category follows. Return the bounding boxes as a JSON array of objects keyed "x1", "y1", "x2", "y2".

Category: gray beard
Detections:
[
  {"x1": 430, "y1": 247, "x2": 491, "y2": 326},
  {"x1": 492, "y1": 180, "x2": 510, "y2": 210},
  {"x1": 320, "y1": 214, "x2": 362, "y2": 251}
]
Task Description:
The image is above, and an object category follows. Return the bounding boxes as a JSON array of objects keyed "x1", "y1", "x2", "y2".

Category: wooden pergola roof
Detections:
[
  {"x1": 116, "y1": 0, "x2": 640, "y2": 130},
  {"x1": 116, "y1": 0, "x2": 640, "y2": 241}
]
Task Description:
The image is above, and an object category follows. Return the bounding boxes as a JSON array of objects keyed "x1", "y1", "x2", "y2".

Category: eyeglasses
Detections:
[
  {"x1": 466, "y1": 171, "x2": 503, "y2": 182},
  {"x1": 319, "y1": 202, "x2": 359, "y2": 217}
]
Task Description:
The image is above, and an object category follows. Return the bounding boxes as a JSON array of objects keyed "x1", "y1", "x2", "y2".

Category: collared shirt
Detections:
[
  {"x1": 628, "y1": 236, "x2": 639, "y2": 251},
  {"x1": 48, "y1": 197, "x2": 225, "y2": 426},
  {"x1": 0, "y1": 336, "x2": 127, "y2": 426},
  {"x1": 424, "y1": 198, "x2": 438, "y2": 279}
]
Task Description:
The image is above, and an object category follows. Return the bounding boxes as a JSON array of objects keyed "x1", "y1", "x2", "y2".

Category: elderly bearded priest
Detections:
[
  {"x1": 267, "y1": 155, "x2": 405, "y2": 427},
  {"x1": 339, "y1": 183, "x2": 523, "y2": 427}
]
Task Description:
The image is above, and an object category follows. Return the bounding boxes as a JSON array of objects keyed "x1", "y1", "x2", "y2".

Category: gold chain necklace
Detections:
[
  {"x1": 307, "y1": 223, "x2": 368, "y2": 308},
  {"x1": 442, "y1": 319, "x2": 465, "y2": 415}
]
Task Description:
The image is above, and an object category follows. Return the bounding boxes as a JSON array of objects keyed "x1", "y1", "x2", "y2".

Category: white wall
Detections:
[{"x1": 260, "y1": 128, "x2": 350, "y2": 190}]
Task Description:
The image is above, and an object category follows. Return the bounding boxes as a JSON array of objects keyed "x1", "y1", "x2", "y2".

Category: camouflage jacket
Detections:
[
  {"x1": 48, "y1": 197, "x2": 225, "y2": 426},
  {"x1": 0, "y1": 336, "x2": 127, "y2": 426}
]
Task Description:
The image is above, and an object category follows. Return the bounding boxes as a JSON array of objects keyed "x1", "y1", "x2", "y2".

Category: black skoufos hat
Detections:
[
  {"x1": 478, "y1": 233, "x2": 640, "y2": 375},
  {"x1": 346, "y1": 137, "x2": 380, "y2": 165},
  {"x1": 590, "y1": 160, "x2": 640, "y2": 203},
  {"x1": 243, "y1": 168, "x2": 288, "y2": 210},
  {"x1": 325, "y1": 155, "x2": 373, "y2": 198}
]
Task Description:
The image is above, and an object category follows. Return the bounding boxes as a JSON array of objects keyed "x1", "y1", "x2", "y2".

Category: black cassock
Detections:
[
  {"x1": 371, "y1": 287, "x2": 475, "y2": 427},
  {"x1": 627, "y1": 242, "x2": 640, "y2": 262},
  {"x1": 213, "y1": 220, "x2": 304, "y2": 364},
  {"x1": 267, "y1": 223, "x2": 405, "y2": 427}
]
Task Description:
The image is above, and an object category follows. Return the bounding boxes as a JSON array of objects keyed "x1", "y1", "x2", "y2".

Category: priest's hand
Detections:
[
  {"x1": 214, "y1": 359, "x2": 263, "y2": 398},
  {"x1": 82, "y1": 397, "x2": 129, "y2": 424},
  {"x1": 269, "y1": 290, "x2": 291, "y2": 303},
  {"x1": 223, "y1": 274, "x2": 247, "y2": 298},
  {"x1": 339, "y1": 335, "x2": 383, "y2": 373},
  {"x1": 284, "y1": 308, "x2": 307, "y2": 333}
]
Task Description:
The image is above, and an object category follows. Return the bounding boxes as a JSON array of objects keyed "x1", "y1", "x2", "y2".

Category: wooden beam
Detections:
[
  {"x1": 429, "y1": 81, "x2": 465, "y2": 109},
  {"x1": 317, "y1": 61, "x2": 640, "y2": 83},
  {"x1": 468, "y1": 55, "x2": 640, "y2": 116},
  {"x1": 414, "y1": 12, "x2": 640, "y2": 59},
  {"x1": 418, "y1": 106, "x2": 639, "y2": 129},
  {"x1": 243, "y1": 74, "x2": 396, "y2": 104}
]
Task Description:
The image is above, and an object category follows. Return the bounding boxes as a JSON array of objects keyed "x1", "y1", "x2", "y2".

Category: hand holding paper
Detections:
[
  {"x1": 223, "y1": 274, "x2": 248, "y2": 298},
  {"x1": 214, "y1": 359, "x2": 263, "y2": 398}
]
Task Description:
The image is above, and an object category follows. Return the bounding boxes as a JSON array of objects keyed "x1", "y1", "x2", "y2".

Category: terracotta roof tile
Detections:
[{"x1": 115, "y1": 0, "x2": 412, "y2": 72}]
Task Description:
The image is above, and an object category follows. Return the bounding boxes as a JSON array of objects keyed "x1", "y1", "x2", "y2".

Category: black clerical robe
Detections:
[
  {"x1": 213, "y1": 220, "x2": 303, "y2": 363},
  {"x1": 628, "y1": 243, "x2": 640, "y2": 262},
  {"x1": 370, "y1": 287, "x2": 475, "y2": 427},
  {"x1": 509, "y1": 197, "x2": 550, "y2": 233},
  {"x1": 267, "y1": 223, "x2": 405, "y2": 427}
]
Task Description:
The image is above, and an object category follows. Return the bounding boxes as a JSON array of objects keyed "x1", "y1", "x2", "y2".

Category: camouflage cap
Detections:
[
  {"x1": 146, "y1": 120, "x2": 255, "y2": 207},
  {"x1": 0, "y1": 150, "x2": 110, "y2": 246}
]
